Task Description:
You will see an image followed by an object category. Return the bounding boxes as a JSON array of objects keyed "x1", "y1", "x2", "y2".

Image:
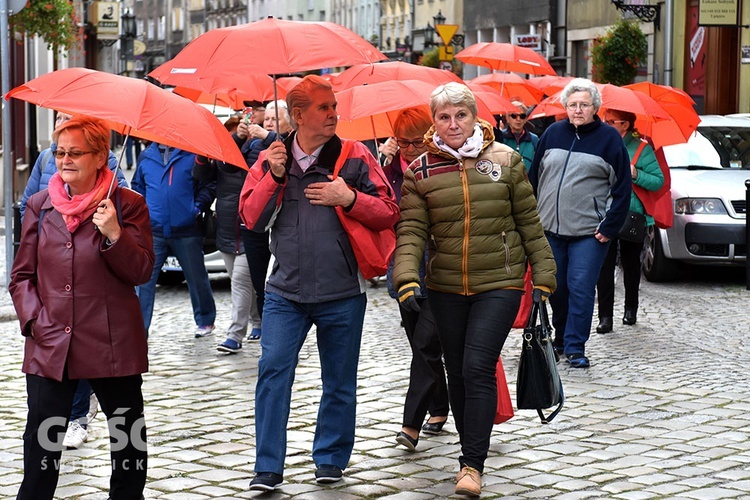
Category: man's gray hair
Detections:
[{"x1": 560, "y1": 78, "x2": 602, "y2": 110}]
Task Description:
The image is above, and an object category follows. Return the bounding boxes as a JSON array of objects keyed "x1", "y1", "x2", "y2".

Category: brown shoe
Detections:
[{"x1": 455, "y1": 466, "x2": 481, "y2": 497}]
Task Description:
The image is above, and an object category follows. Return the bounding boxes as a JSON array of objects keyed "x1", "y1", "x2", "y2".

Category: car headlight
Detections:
[{"x1": 674, "y1": 198, "x2": 728, "y2": 215}]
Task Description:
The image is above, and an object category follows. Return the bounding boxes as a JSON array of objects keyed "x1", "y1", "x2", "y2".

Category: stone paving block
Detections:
[
  {"x1": 676, "y1": 487, "x2": 745, "y2": 499},
  {"x1": 147, "y1": 476, "x2": 209, "y2": 492}
]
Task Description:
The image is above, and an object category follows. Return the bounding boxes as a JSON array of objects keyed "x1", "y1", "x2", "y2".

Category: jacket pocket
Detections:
[
  {"x1": 337, "y1": 234, "x2": 356, "y2": 276},
  {"x1": 501, "y1": 231, "x2": 512, "y2": 275}
]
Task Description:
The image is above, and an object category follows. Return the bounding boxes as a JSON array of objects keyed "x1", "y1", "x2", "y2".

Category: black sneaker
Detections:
[
  {"x1": 249, "y1": 472, "x2": 283, "y2": 491},
  {"x1": 315, "y1": 464, "x2": 343, "y2": 483},
  {"x1": 566, "y1": 353, "x2": 590, "y2": 368}
]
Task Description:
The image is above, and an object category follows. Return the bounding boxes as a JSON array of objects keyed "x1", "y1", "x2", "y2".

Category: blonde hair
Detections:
[{"x1": 430, "y1": 82, "x2": 477, "y2": 118}]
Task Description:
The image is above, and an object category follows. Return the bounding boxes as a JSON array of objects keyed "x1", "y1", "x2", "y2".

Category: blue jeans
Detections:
[
  {"x1": 254, "y1": 291, "x2": 367, "y2": 475},
  {"x1": 70, "y1": 379, "x2": 92, "y2": 424},
  {"x1": 546, "y1": 233, "x2": 610, "y2": 356},
  {"x1": 428, "y1": 289, "x2": 521, "y2": 473},
  {"x1": 139, "y1": 234, "x2": 216, "y2": 333}
]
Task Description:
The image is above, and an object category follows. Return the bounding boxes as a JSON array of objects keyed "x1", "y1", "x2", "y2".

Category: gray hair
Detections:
[
  {"x1": 266, "y1": 100, "x2": 291, "y2": 126},
  {"x1": 560, "y1": 78, "x2": 601, "y2": 110},
  {"x1": 430, "y1": 82, "x2": 477, "y2": 118}
]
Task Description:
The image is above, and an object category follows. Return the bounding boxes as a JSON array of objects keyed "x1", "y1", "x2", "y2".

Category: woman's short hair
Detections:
[
  {"x1": 223, "y1": 115, "x2": 240, "y2": 133},
  {"x1": 430, "y1": 82, "x2": 477, "y2": 118},
  {"x1": 266, "y1": 99, "x2": 292, "y2": 127},
  {"x1": 560, "y1": 78, "x2": 602, "y2": 110},
  {"x1": 286, "y1": 75, "x2": 333, "y2": 128},
  {"x1": 393, "y1": 107, "x2": 432, "y2": 139},
  {"x1": 608, "y1": 109, "x2": 637, "y2": 132},
  {"x1": 53, "y1": 115, "x2": 110, "y2": 155}
]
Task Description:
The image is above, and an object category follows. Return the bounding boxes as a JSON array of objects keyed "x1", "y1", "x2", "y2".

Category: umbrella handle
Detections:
[
  {"x1": 273, "y1": 75, "x2": 281, "y2": 140},
  {"x1": 106, "y1": 131, "x2": 128, "y2": 199}
]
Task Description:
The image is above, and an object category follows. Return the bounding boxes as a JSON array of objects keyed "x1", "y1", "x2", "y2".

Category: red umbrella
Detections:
[
  {"x1": 465, "y1": 83, "x2": 521, "y2": 115},
  {"x1": 336, "y1": 80, "x2": 500, "y2": 141},
  {"x1": 467, "y1": 73, "x2": 544, "y2": 104},
  {"x1": 331, "y1": 61, "x2": 462, "y2": 90},
  {"x1": 150, "y1": 18, "x2": 387, "y2": 85},
  {"x1": 172, "y1": 76, "x2": 302, "y2": 110},
  {"x1": 624, "y1": 82, "x2": 700, "y2": 146},
  {"x1": 526, "y1": 75, "x2": 575, "y2": 95},
  {"x1": 455, "y1": 42, "x2": 556, "y2": 76},
  {"x1": 5, "y1": 68, "x2": 246, "y2": 169},
  {"x1": 150, "y1": 71, "x2": 278, "y2": 103}
]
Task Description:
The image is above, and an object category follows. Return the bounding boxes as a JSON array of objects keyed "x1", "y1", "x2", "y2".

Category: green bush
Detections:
[
  {"x1": 590, "y1": 19, "x2": 647, "y2": 86},
  {"x1": 9, "y1": 0, "x2": 79, "y2": 52}
]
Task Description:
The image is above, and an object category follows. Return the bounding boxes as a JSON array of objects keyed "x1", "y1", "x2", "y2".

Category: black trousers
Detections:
[
  {"x1": 399, "y1": 298, "x2": 449, "y2": 430},
  {"x1": 17, "y1": 373, "x2": 147, "y2": 500},
  {"x1": 428, "y1": 289, "x2": 521, "y2": 473},
  {"x1": 597, "y1": 235, "x2": 645, "y2": 318},
  {"x1": 241, "y1": 228, "x2": 272, "y2": 318}
]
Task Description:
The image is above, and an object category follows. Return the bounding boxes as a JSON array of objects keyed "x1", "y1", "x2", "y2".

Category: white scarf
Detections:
[{"x1": 433, "y1": 124, "x2": 484, "y2": 160}]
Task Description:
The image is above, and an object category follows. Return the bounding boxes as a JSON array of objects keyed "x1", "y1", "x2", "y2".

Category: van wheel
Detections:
[{"x1": 642, "y1": 226, "x2": 678, "y2": 282}]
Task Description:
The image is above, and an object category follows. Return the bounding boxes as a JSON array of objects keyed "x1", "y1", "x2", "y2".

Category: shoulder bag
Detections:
[
  {"x1": 516, "y1": 298, "x2": 564, "y2": 424},
  {"x1": 332, "y1": 139, "x2": 396, "y2": 279},
  {"x1": 617, "y1": 140, "x2": 647, "y2": 242}
]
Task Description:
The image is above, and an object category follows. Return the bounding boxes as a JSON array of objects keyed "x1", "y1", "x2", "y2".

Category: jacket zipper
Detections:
[
  {"x1": 554, "y1": 133, "x2": 578, "y2": 233},
  {"x1": 460, "y1": 159, "x2": 470, "y2": 295}
]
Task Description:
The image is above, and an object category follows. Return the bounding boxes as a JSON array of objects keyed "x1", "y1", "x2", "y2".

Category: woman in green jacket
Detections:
[
  {"x1": 596, "y1": 110, "x2": 665, "y2": 333},
  {"x1": 393, "y1": 82, "x2": 557, "y2": 497},
  {"x1": 498, "y1": 99, "x2": 539, "y2": 171}
]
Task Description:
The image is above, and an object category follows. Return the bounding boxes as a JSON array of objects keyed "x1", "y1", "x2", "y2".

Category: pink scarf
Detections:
[{"x1": 48, "y1": 167, "x2": 114, "y2": 233}]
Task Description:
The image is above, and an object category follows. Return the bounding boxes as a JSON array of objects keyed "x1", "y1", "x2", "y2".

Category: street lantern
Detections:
[
  {"x1": 433, "y1": 10, "x2": 446, "y2": 28},
  {"x1": 424, "y1": 23, "x2": 434, "y2": 47},
  {"x1": 122, "y1": 10, "x2": 137, "y2": 39}
]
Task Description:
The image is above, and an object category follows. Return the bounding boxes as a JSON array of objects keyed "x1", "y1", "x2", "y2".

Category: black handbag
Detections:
[
  {"x1": 618, "y1": 211, "x2": 646, "y2": 242},
  {"x1": 516, "y1": 298, "x2": 564, "y2": 424}
]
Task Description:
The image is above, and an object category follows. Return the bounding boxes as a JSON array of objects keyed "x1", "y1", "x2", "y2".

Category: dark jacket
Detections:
[
  {"x1": 192, "y1": 157, "x2": 248, "y2": 254},
  {"x1": 9, "y1": 187, "x2": 154, "y2": 382},
  {"x1": 20, "y1": 147, "x2": 127, "y2": 219},
  {"x1": 132, "y1": 143, "x2": 216, "y2": 238},
  {"x1": 498, "y1": 127, "x2": 539, "y2": 171},
  {"x1": 529, "y1": 116, "x2": 631, "y2": 240},
  {"x1": 234, "y1": 130, "x2": 283, "y2": 170},
  {"x1": 239, "y1": 132, "x2": 399, "y2": 303},
  {"x1": 393, "y1": 120, "x2": 557, "y2": 296}
]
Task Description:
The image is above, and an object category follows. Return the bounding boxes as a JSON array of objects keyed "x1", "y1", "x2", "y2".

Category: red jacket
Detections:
[
  {"x1": 239, "y1": 133, "x2": 399, "y2": 302},
  {"x1": 10, "y1": 187, "x2": 154, "y2": 381}
]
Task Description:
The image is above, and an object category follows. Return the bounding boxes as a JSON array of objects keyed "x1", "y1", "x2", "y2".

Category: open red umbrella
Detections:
[
  {"x1": 624, "y1": 82, "x2": 700, "y2": 146},
  {"x1": 331, "y1": 61, "x2": 462, "y2": 90},
  {"x1": 465, "y1": 83, "x2": 521, "y2": 115},
  {"x1": 5, "y1": 68, "x2": 246, "y2": 169},
  {"x1": 526, "y1": 75, "x2": 575, "y2": 96},
  {"x1": 467, "y1": 73, "x2": 544, "y2": 104},
  {"x1": 336, "y1": 80, "x2": 500, "y2": 141},
  {"x1": 150, "y1": 18, "x2": 387, "y2": 88},
  {"x1": 455, "y1": 42, "x2": 556, "y2": 76}
]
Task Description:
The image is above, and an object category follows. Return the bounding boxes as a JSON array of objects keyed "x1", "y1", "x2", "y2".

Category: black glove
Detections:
[
  {"x1": 398, "y1": 282, "x2": 423, "y2": 312},
  {"x1": 532, "y1": 286, "x2": 551, "y2": 303}
]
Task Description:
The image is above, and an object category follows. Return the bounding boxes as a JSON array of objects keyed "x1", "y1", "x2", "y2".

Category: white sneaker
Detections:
[
  {"x1": 86, "y1": 393, "x2": 98, "y2": 424},
  {"x1": 194, "y1": 324, "x2": 216, "y2": 338},
  {"x1": 63, "y1": 420, "x2": 88, "y2": 449}
]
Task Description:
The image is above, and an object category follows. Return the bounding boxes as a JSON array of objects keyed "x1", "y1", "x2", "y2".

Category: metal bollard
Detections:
[{"x1": 746, "y1": 180, "x2": 750, "y2": 290}]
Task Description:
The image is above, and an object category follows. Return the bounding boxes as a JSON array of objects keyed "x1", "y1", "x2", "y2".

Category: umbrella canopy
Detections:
[
  {"x1": 455, "y1": 42, "x2": 556, "y2": 76},
  {"x1": 526, "y1": 75, "x2": 575, "y2": 95},
  {"x1": 331, "y1": 61, "x2": 462, "y2": 90},
  {"x1": 336, "y1": 80, "x2": 500, "y2": 141},
  {"x1": 624, "y1": 82, "x2": 700, "y2": 146},
  {"x1": 5, "y1": 68, "x2": 246, "y2": 168},
  {"x1": 467, "y1": 73, "x2": 544, "y2": 104},
  {"x1": 172, "y1": 76, "x2": 302, "y2": 110},
  {"x1": 465, "y1": 83, "x2": 521, "y2": 115},
  {"x1": 150, "y1": 71, "x2": 278, "y2": 104},
  {"x1": 150, "y1": 17, "x2": 387, "y2": 83}
]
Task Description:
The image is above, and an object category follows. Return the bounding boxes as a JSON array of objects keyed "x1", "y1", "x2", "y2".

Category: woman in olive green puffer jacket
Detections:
[{"x1": 391, "y1": 82, "x2": 556, "y2": 498}]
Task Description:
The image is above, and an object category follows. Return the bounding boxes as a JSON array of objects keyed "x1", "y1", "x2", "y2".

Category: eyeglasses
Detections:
[
  {"x1": 508, "y1": 113, "x2": 527, "y2": 120},
  {"x1": 566, "y1": 102, "x2": 594, "y2": 111},
  {"x1": 396, "y1": 139, "x2": 424, "y2": 149},
  {"x1": 605, "y1": 119, "x2": 627, "y2": 126},
  {"x1": 54, "y1": 150, "x2": 92, "y2": 160}
]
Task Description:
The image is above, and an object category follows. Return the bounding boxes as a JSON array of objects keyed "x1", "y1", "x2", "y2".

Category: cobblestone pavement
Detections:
[{"x1": 1, "y1": 228, "x2": 750, "y2": 498}]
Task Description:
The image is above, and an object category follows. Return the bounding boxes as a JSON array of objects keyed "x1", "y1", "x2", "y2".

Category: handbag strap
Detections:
[
  {"x1": 631, "y1": 139, "x2": 647, "y2": 167},
  {"x1": 332, "y1": 139, "x2": 355, "y2": 179},
  {"x1": 535, "y1": 301, "x2": 565, "y2": 424}
]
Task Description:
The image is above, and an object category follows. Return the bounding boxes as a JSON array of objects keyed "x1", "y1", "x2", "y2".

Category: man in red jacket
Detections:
[{"x1": 239, "y1": 75, "x2": 398, "y2": 492}]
